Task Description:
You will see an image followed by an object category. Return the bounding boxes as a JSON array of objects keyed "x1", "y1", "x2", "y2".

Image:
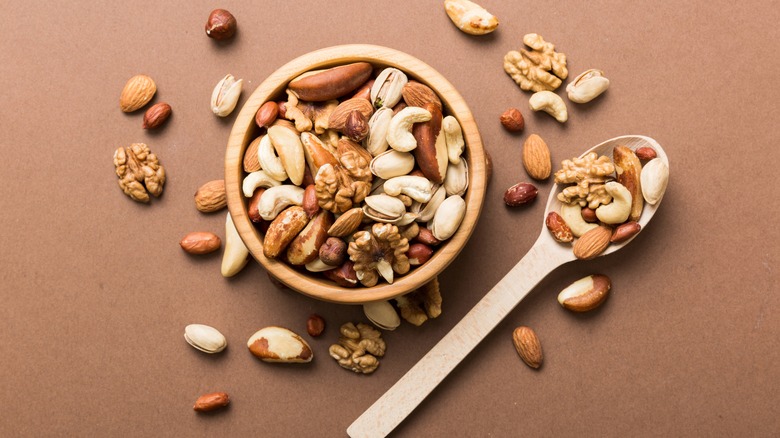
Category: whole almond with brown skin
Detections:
[
  {"x1": 344, "y1": 110, "x2": 369, "y2": 142},
  {"x1": 327, "y1": 207, "x2": 363, "y2": 237},
  {"x1": 545, "y1": 212, "x2": 573, "y2": 243},
  {"x1": 307, "y1": 314, "x2": 326, "y2": 337},
  {"x1": 402, "y1": 81, "x2": 442, "y2": 109},
  {"x1": 255, "y1": 101, "x2": 279, "y2": 128},
  {"x1": 180, "y1": 232, "x2": 222, "y2": 255},
  {"x1": 263, "y1": 206, "x2": 310, "y2": 259},
  {"x1": 573, "y1": 225, "x2": 612, "y2": 260},
  {"x1": 119, "y1": 74, "x2": 156, "y2": 112},
  {"x1": 611, "y1": 221, "x2": 641, "y2": 243},
  {"x1": 558, "y1": 274, "x2": 611, "y2": 312},
  {"x1": 193, "y1": 392, "x2": 230, "y2": 412},
  {"x1": 247, "y1": 188, "x2": 266, "y2": 223},
  {"x1": 504, "y1": 182, "x2": 538, "y2": 206},
  {"x1": 319, "y1": 237, "x2": 347, "y2": 266},
  {"x1": 328, "y1": 98, "x2": 374, "y2": 131},
  {"x1": 243, "y1": 136, "x2": 262, "y2": 172},
  {"x1": 195, "y1": 180, "x2": 227, "y2": 213},
  {"x1": 581, "y1": 207, "x2": 598, "y2": 223},
  {"x1": 522, "y1": 134, "x2": 551, "y2": 180},
  {"x1": 635, "y1": 146, "x2": 657, "y2": 160},
  {"x1": 415, "y1": 228, "x2": 441, "y2": 246},
  {"x1": 288, "y1": 62, "x2": 373, "y2": 101},
  {"x1": 302, "y1": 185, "x2": 320, "y2": 218},
  {"x1": 407, "y1": 243, "x2": 433, "y2": 265},
  {"x1": 323, "y1": 261, "x2": 358, "y2": 287},
  {"x1": 142, "y1": 102, "x2": 171, "y2": 129},
  {"x1": 512, "y1": 326, "x2": 543, "y2": 369},
  {"x1": 500, "y1": 108, "x2": 524, "y2": 132}
]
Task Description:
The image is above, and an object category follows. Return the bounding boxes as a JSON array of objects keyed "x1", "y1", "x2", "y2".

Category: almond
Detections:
[
  {"x1": 263, "y1": 206, "x2": 309, "y2": 259},
  {"x1": 402, "y1": 81, "x2": 442, "y2": 109},
  {"x1": 613, "y1": 145, "x2": 643, "y2": 221},
  {"x1": 247, "y1": 326, "x2": 313, "y2": 363},
  {"x1": 288, "y1": 62, "x2": 373, "y2": 101},
  {"x1": 545, "y1": 211, "x2": 573, "y2": 243},
  {"x1": 512, "y1": 326, "x2": 543, "y2": 369},
  {"x1": 327, "y1": 98, "x2": 374, "y2": 131},
  {"x1": 557, "y1": 274, "x2": 611, "y2": 312},
  {"x1": 243, "y1": 136, "x2": 262, "y2": 173},
  {"x1": 142, "y1": 102, "x2": 171, "y2": 129},
  {"x1": 193, "y1": 392, "x2": 230, "y2": 412},
  {"x1": 611, "y1": 221, "x2": 641, "y2": 243},
  {"x1": 180, "y1": 232, "x2": 222, "y2": 255},
  {"x1": 119, "y1": 74, "x2": 156, "y2": 112},
  {"x1": 572, "y1": 225, "x2": 612, "y2": 260},
  {"x1": 194, "y1": 180, "x2": 227, "y2": 213},
  {"x1": 522, "y1": 134, "x2": 551, "y2": 180},
  {"x1": 327, "y1": 207, "x2": 364, "y2": 237},
  {"x1": 255, "y1": 101, "x2": 279, "y2": 128},
  {"x1": 286, "y1": 210, "x2": 333, "y2": 265}
]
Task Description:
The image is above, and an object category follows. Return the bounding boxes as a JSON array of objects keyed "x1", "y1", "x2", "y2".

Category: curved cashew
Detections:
[
  {"x1": 529, "y1": 91, "x2": 568, "y2": 123},
  {"x1": 383, "y1": 176, "x2": 435, "y2": 203},
  {"x1": 560, "y1": 203, "x2": 598, "y2": 237},
  {"x1": 257, "y1": 185, "x2": 305, "y2": 221},
  {"x1": 221, "y1": 213, "x2": 249, "y2": 277},
  {"x1": 268, "y1": 125, "x2": 306, "y2": 186},
  {"x1": 596, "y1": 181, "x2": 633, "y2": 224},
  {"x1": 386, "y1": 107, "x2": 431, "y2": 152},
  {"x1": 242, "y1": 170, "x2": 282, "y2": 197},
  {"x1": 443, "y1": 116, "x2": 465, "y2": 164},
  {"x1": 257, "y1": 135, "x2": 288, "y2": 182}
]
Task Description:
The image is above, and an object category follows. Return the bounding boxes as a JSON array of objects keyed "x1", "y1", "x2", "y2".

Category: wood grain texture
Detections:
[
  {"x1": 224, "y1": 45, "x2": 486, "y2": 304},
  {"x1": 348, "y1": 135, "x2": 669, "y2": 437}
]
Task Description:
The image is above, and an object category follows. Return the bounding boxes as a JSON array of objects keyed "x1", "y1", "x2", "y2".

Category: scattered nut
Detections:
[
  {"x1": 320, "y1": 237, "x2": 347, "y2": 266},
  {"x1": 522, "y1": 134, "x2": 552, "y2": 180},
  {"x1": 180, "y1": 232, "x2": 222, "y2": 255},
  {"x1": 142, "y1": 102, "x2": 172, "y2": 129},
  {"x1": 363, "y1": 301, "x2": 401, "y2": 331},
  {"x1": 119, "y1": 74, "x2": 156, "y2": 112},
  {"x1": 184, "y1": 324, "x2": 227, "y2": 354},
  {"x1": 113, "y1": 143, "x2": 165, "y2": 203},
  {"x1": 407, "y1": 243, "x2": 434, "y2": 265},
  {"x1": 328, "y1": 322, "x2": 386, "y2": 374},
  {"x1": 193, "y1": 392, "x2": 230, "y2": 412},
  {"x1": 529, "y1": 90, "x2": 568, "y2": 123},
  {"x1": 286, "y1": 210, "x2": 333, "y2": 266},
  {"x1": 566, "y1": 69, "x2": 610, "y2": 103},
  {"x1": 444, "y1": 0, "x2": 499, "y2": 35},
  {"x1": 205, "y1": 9, "x2": 236, "y2": 40},
  {"x1": 307, "y1": 314, "x2": 325, "y2": 337},
  {"x1": 211, "y1": 74, "x2": 243, "y2": 117},
  {"x1": 500, "y1": 108, "x2": 524, "y2": 132},
  {"x1": 247, "y1": 326, "x2": 313, "y2": 363},
  {"x1": 613, "y1": 145, "x2": 644, "y2": 221},
  {"x1": 611, "y1": 221, "x2": 641, "y2": 243},
  {"x1": 387, "y1": 106, "x2": 432, "y2": 152},
  {"x1": 195, "y1": 180, "x2": 227, "y2": 213},
  {"x1": 557, "y1": 274, "x2": 611, "y2": 312},
  {"x1": 560, "y1": 203, "x2": 598, "y2": 237},
  {"x1": 288, "y1": 62, "x2": 373, "y2": 102},
  {"x1": 504, "y1": 33, "x2": 568, "y2": 92},
  {"x1": 512, "y1": 326, "x2": 543, "y2": 369},
  {"x1": 504, "y1": 182, "x2": 538, "y2": 206},
  {"x1": 221, "y1": 213, "x2": 249, "y2": 277}
]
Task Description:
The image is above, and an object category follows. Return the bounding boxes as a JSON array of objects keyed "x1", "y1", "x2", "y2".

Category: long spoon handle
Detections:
[{"x1": 348, "y1": 240, "x2": 561, "y2": 438}]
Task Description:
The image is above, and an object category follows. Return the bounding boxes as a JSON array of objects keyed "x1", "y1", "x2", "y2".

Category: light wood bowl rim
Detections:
[{"x1": 224, "y1": 44, "x2": 486, "y2": 304}]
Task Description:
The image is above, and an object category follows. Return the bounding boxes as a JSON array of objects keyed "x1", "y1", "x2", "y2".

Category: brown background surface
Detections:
[{"x1": 1, "y1": 1, "x2": 778, "y2": 436}]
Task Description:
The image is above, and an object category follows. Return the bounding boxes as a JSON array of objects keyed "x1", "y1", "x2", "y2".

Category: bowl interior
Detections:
[{"x1": 225, "y1": 44, "x2": 486, "y2": 304}]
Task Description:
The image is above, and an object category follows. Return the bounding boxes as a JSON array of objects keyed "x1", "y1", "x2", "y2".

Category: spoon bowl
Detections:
[{"x1": 348, "y1": 135, "x2": 669, "y2": 438}]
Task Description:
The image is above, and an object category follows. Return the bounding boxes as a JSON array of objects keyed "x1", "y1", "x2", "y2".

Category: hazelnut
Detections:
[
  {"x1": 307, "y1": 314, "x2": 326, "y2": 337},
  {"x1": 500, "y1": 108, "x2": 524, "y2": 132},
  {"x1": 319, "y1": 237, "x2": 347, "y2": 266},
  {"x1": 581, "y1": 207, "x2": 598, "y2": 223},
  {"x1": 344, "y1": 110, "x2": 369, "y2": 142},
  {"x1": 205, "y1": 9, "x2": 237, "y2": 41}
]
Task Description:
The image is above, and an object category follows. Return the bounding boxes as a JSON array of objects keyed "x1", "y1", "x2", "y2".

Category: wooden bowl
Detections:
[{"x1": 225, "y1": 44, "x2": 486, "y2": 304}]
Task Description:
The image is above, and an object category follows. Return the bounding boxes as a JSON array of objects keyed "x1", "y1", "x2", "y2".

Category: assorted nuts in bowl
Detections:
[{"x1": 224, "y1": 45, "x2": 487, "y2": 304}]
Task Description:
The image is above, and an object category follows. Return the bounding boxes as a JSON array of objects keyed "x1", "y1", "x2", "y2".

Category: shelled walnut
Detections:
[
  {"x1": 348, "y1": 223, "x2": 410, "y2": 287},
  {"x1": 113, "y1": 143, "x2": 165, "y2": 203},
  {"x1": 503, "y1": 33, "x2": 568, "y2": 92},
  {"x1": 554, "y1": 152, "x2": 615, "y2": 208},
  {"x1": 396, "y1": 277, "x2": 442, "y2": 326},
  {"x1": 328, "y1": 322, "x2": 386, "y2": 374}
]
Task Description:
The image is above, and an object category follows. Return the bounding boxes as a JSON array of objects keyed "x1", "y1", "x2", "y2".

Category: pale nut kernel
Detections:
[
  {"x1": 595, "y1": 181, "x2": 633, "y2": 224},
  {"x1": 221, "y1": 213, "x2": 249, "y2": 277},
  {"x1": 566, "y1": 69, "x2": 610, "y2": 103},
  {"x1": 444, "y1": 0, "x2": 499, "y2": 35},
  {"x1": 640, "y1": 158, "x2": 669, "y2": 205},
  {"x1": 257, "y1": 185, "x2": 305, "y2": 221},
  {"x1": 512, "y1": 326, "x2": 543, "y2": 369},
  {"x1": 383, "y1": 176, "x2": 435, "y2": 203},
  {"x1": 370, "y1": 68, "x2": 408, "y2": 109},
  {"x1": 442, "y1": 116, "x2": 465, "y2": 165},
  {"x1": 363, "y1": 301, "x2": 401, "y2": 331},
  {"x1": 211, "y1": 74, "x2": 243, "y2": 117},
  {"x1": 560, "y1": 203, "x2": 598, "y2": 237},
  {"x1": 257, "y1": 135, "x2": 288, "y2": 182},
  {"x1": 429, "y1": 195, "x2": 466, "y2": 241},
  {"x1": 529, "y1": 91, "x2": 568, "y2": 123},
  {"x1": 557, "y1": 274, "x2": 611, "y2": 312},
  {"x1": 500, "y1": 108, "x2": 524, "y2": 132},
  {"x1": 365, "y1": 107, "x2": 394, "y2": 156},
  {"x1": 247, "y1": 326, "x2": 313, "y2": 363},
  {"x1": 386, "y1": 107, "x2": 432, "y2": 152},
  {"x1": 242, "y1": 170, "x2": 282, "y2": 198},
  {"x1": 184, "y1": 324, "x2": 227, "y2": 354},
  {"x1": 370, "y1": 149, "x2": 415, "y2": 180}
]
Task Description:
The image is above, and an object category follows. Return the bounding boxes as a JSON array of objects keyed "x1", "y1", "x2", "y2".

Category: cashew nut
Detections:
[
  {"x1": 257, "y1": 185, "x2": 305, "y2": 221},
  {"x1": 595, "y1": 181, "x2": 632, "y2": 224},
  {"x1": 386, "y1": 107, "x2": 432, "y2": 152},
  {"x1": 560, "y1": 203, "x2": 598, "y2": 237},
  {"x1": 242, "y1": 170, "x2": 282, "y2": 197},
  {"x1": 257, "y1": 135, "x2": 288, "y2": 182},
  {"x1": 529, "y1": 91, "x2": 568, "y2": 123},
  {"x1": 221, "y1": 213, "x2": 249, "y2": 277},
  {"x1": 442, "y1": 116, "x2": 464, "y2": 164},
  {"x1": 383, "y1": 176, "x2": 435, "y2": 203}
]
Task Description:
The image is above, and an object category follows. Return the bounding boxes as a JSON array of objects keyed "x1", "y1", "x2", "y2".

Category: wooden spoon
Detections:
[{"x1": 347, "y1": 135, "x2": 669, "y2": 437}]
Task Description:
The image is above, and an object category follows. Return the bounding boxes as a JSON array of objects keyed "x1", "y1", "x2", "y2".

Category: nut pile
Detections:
[
  {"x1": 546, "y1": 145, "x2": 669, "y2": 259},
  {"x1": 241, "y1": 62, "x2": 470, "y2": 288}
]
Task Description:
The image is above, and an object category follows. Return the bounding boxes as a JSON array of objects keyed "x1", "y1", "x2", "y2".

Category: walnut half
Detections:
[
  {"x1": 113, "y1": 143, "x2": 165, "y2": 203},
  {"x1": 396, "y1": 277, "x2": 442, "y2": 326},
  {"x1": 328, "y1": 322, "x2": 386, "y2": 374},
  {"x1": 554, "y1": 152, "x2": 615, "y2": 209}
]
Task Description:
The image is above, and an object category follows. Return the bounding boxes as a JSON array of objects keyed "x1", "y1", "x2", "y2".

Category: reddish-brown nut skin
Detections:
[
  {"x1": 205, "y1": 9, "x2": 236, "y2": 40},
  {"x1": 504, "y1": 182, "x2": 538, "y2": 206},
  {"x1": 276, "y1": 100, "x2": 287, "y2": 118},
  {"x1": 255, "y1": 101, "x2": 279, "y2": 128},
  {"x1": 307, "y1": 314, "x2": 326, "y2": 337},
  {"x1": 247, "y1": 188, "x2": 266, "y2": 223},
  {"x1": 193, "y1": 392, "x2": 230, "y2": 412},
  {"x1": 545, "y1": 212, "x2": 573, "y2": 243},
  {"x1": 500, "y1": 108, "x2": 525, "y2": 132},
  {"x1": 350, "y1": 78, "x2": 375, "y2": 101},
  {"x1": 415, "y1": 228, "x2": 441, "y2": 246},
  {"x1": 302, "y1": 185, "x2": 320, "y2": 218},
  {"x1": 407, "y1": 243, "x2": 434, "y2": 265},
  {"x1": 323, "y1": 261, "x2": 358, "y2": 287},
  {"x1": 319, "y1": 237, "x2": 347, "y2": 266},
  {"x1": 581, "y1": 207, "x2": 598, "y2": 223},
  {"x1": 179, "y1": 232, "x2": 222, "y2": 255},
  {"x1": 142, "y1": 102, "x2": 172, "y2": 129},
  {"x1": 392, "y1": 101, "x2": 408, "y2": 115},
  {"x1": 288, "y1": 62, "x2": 373, "y2": 101},
  {"x1": 611, "y1": 221, "x2": 641, "y2": 243},
  {"x1": 635, "y1": 147, "x2": 657, "y2": 160},
  {"x1": 344, "y1": 110, "x2": 369, "y2": 142},
  {"x1": 301, "y1": 165, "x2": 315, "y2": 188}
]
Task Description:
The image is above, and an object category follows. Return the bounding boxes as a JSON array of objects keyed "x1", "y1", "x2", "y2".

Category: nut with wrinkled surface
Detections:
[
  {"x1": 113, "y1": 143, "x2": 165, "y2": 203},
  {"x1": 119, "y1": 74, "x2": 156, "y2": 112},
  {"x1": 512, "y1": 326, "x2": 543, "y2": 369},
  {"x1": 523, "y1": 134, "x2": 552, "y2": 180},
  {"x1": 205, "y1": 9, "x2": 236, "y2": 40},
  {"x1": 348, "y1": 223, "x2": 410, "y2": 286},
  {"x1": 503, "y1": 33, "x2": 568, "y2": 92},
  {"x1": 554, "y1": 152, "x2": 615, "y2": 208},
  {"x1": 344, "y1": 110, "x2": 369, "y2": 142},
  {"x1": 195, "y1": 179, "x2": 227, "y2": 213},
  {"x1": 328, "y1": 98, "x2": 374, "y2": 131},
  {"x1": 500, "y1": 108, "x2": 524, "y2": 132},
  {"x1": 328, "y1": 322, "x2": 386, "y2": 374},
  {"x1": 247, "y1": 326, "x2": 313, "y2": 363},
  {"x1": 402, "y1": 81, "x2": 442, "y2": 109},
  {"x1": 193, "y1": 392, "x2": 230, "y2": 412},
  {"x1": 396, "y1": 277, "x2": 442, "y2": 326},
  {"x1": 322, "y1": 261, "x2": 358, "y2": 287},
  {"x1": 320, "y1": 237, "x2": 347, "y2": 266},
  {"x1": 142, "y1": 102, "x2": 171, "y2": 129},
  {"x1": 180, "y1": 232, "x2": 222, "y2": 255},
  {"x1": 558, "y1": 274, "x2": 611, "y2": 312},
  {"x1": 243, "y1": 136, "x2": 262, "y2": 173}
]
